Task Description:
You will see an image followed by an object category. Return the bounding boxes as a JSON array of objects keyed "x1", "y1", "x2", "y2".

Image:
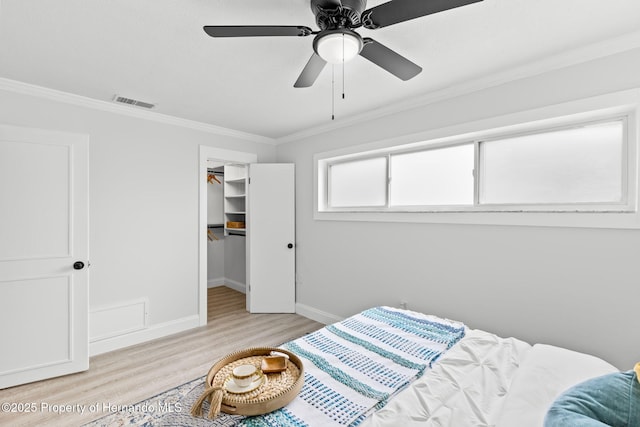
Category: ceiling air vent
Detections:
[{"x1": 112, "y1": 95, "x2": 155, "y2": 109}]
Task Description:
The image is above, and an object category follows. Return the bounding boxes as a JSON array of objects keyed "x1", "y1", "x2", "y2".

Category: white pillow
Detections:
[{"x1": 496, "y1": 344, "x2": 618, "y2": 427}]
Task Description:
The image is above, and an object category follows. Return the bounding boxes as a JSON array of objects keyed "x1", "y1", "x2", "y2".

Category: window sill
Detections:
[{"x1": 314, "y1": 210, "x2": 640, "y2": 229}]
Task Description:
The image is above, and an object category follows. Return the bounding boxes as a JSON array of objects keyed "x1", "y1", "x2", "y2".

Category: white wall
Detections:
[
  {"x1": 206, "y1": 169, "x2": 224, "y2": 226},
  {"x1": 277, "y1": 48, "x2": 640, "y2": 369},
  {"x1": 207, "y1": 238, "x2": 225, "y2": 286},
  {"x1": 224, "y1": 235, "x2": 246, "y2": 289},
  {"x1": 207, "y1": 169, "x2": 225, "y2": 285},
  {"x1": 0, "y1": 87, "x2": 275, "y2": 352}
]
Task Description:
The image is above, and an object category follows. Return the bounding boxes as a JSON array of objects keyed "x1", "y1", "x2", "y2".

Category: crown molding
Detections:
[
  {"x1": 3, "y1": 29, "x2": 639, "y2": 146},
  {"x1": 275, "y1": 29, "x2": 640, "y2": 145},
  {"x1": 0, "y1": 77, "x2": 276, "y2": 145}
]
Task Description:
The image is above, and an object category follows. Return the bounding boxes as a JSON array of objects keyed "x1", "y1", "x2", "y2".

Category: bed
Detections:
[
  {"x1": 362, "y1": 328, "x2": 618, "y2": 427},
  {"x1": 185, "y1": 306, "x2": 619, "y2": 427}
]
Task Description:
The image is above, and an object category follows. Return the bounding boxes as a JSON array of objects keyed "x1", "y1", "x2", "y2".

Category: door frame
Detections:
[{"x1": 198, "y1": 146, "x2": 256, "y2": 325}]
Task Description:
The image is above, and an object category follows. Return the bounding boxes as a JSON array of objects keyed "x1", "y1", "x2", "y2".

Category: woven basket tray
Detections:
[{"x1": 203, "y1": 347, "x2": 304, "y2": 416}]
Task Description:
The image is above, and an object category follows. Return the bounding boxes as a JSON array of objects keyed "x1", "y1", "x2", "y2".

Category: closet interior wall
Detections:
[
  {"x1": 207, "y1": 162, "x2": 225, "y2": 288},
  {"x1": 207, "y1": 161, "x2": 247, "y2": 294}
]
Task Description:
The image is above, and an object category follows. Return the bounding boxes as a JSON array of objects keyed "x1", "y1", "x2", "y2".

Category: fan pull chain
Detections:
[
  {"x1": 342, "y1": 63, "x2": 345, "y2": 100},
  {"x1": 331, "y1": 65, "x2": 335, "y2": 120},
  {"x1": 342, "y1": 34, "x2": 346, "y2": 100},
  {"x1": 330, "y1": 35, "x2": 349, "y2": 121}
]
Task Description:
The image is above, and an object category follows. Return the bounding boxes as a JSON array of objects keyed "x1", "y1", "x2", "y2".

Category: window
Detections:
[
  {"x1": 390, "y1": 144, "x2": 475, "y2": 207},
  {"x1": 317, "y1": 116, "x2": 634, "y2": 217},
  {"x1": 479, "y1": 121, "x2": 624, "y2": 206},
  {"x1": 329, "y1": 157, "x2": 387, "y2": 208}
]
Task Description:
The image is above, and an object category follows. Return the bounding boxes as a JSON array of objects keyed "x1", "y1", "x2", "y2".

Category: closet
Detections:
[
  {"x1": 205, "y1": 160, "x2": 295, "y2": 314},
  {"x1": 206, "y1": 162, "x2": 247, "y2": 292}
]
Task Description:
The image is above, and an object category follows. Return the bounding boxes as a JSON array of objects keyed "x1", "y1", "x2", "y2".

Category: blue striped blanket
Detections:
[{"x1": 239, "y1": 306, "x2": 465, "y2": 427}]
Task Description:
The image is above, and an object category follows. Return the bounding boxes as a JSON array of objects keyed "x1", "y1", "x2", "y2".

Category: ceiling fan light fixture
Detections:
[{"x1": 314, "y1": 30, "x2": 362, "y2": 64}]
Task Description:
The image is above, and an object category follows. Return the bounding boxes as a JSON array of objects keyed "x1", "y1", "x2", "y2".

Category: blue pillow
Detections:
[{"x1": 544, "y1": 369, "x2": 640, "y2": 426}]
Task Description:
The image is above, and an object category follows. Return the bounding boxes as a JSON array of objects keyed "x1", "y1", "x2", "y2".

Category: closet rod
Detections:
[
  {"x1": 207, "y1": 224, "x2": 224, "y2": 229},
  {"x1": 207, "y1": 169, "x2": 224, "y2": 176}
]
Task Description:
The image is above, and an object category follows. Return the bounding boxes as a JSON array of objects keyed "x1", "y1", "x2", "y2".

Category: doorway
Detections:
[
  {"x1": 198, "y1": 146, "x2": 257, "y2": 326},
  {"x1": 199, "y1": 147, "x2": 296, "y2": 322}
]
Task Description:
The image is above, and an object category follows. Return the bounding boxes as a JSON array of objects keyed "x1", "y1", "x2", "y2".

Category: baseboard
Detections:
[
  {"x1": 207, "y1": 278, "x2": 246, "y2": 293},
  {"x1": 89, "y1": 315, "x2": 200, "y2": 356},
  {"x1": 207, "y1": 278, "x2": 226, "y2": 288},
  {"x1": 295, "y1": 303, "x2": 344, "y2": 325},
  {"x1": 88, "y1": 302, "x2": 335, "y2": 356},
  {"x1": 224, "y1": 278, "x2": 246, "y2": 294}
]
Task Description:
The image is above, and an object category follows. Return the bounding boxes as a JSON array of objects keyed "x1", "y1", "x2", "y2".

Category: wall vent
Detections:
[{"x1": 112, "y1": 95, "x2": 155, "y2": 109}]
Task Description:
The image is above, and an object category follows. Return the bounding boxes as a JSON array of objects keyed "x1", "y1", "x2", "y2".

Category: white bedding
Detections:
[
  {"x1": 361, "y1": 328, "x2": 618, "y2": 427},
  {"x1": 495, "y1": 343, "x2": 618, "y2": 427}
]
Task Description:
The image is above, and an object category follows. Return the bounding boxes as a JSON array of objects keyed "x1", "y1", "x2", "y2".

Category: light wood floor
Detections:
[{"x1": 0, "y1": 287, "x2": 322, "y2": 427}]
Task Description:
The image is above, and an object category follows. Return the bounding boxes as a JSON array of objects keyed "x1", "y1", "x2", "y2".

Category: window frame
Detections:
[
  {"x1": 474, "y1": 117, "x2": 629, "y2": 212},
  {"x1": 314, "y1": 89, "x2": 640, "y2": 229}
]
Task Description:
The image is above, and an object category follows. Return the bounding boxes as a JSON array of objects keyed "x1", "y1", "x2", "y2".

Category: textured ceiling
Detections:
[{"x1": 1, "y1": 0, "x2": 639, "y2": 141}]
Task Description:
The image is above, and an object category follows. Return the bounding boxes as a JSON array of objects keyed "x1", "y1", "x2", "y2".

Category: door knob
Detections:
[
  {"x1": 73, "y1": 261, "x2": 85, "y2": 270},
  {"x1": 287, "y1": 243, "x2": 294, "y2": 249}
]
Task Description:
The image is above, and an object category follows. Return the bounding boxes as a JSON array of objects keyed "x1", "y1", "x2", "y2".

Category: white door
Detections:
[
  {"x1": 0, "y1": 124, "x2": 89, "y2": 388},
  {"x1": 247, "y1": 164, "x2": 295, "y2": 313}
]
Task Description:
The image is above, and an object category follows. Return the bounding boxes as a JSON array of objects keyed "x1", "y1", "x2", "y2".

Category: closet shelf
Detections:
[
  {"x1": 224, "y1": 164, "x2": 247, "y2": 237},
  {"x1": 225, "y1": 177, "x2": 246, "y2": 183}
]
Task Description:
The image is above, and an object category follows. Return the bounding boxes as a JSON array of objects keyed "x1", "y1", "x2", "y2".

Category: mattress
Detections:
[{"x1": 361, "y1": 328, "x2": 618, "y2": 427}]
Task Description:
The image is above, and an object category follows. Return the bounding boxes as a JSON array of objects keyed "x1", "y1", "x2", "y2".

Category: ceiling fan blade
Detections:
[
  {"x1": 203, "y1": 25, "x2": 314, "y2": 38},
  {"x1": 362, "y1": 0, "x2": 482, "y2": 29},
  {"x1": 359, "y1": 38, "x2": 421, "y2": 81},
  {"x1": 294, "y1": 53, "x2": 327, "y2": 88}
]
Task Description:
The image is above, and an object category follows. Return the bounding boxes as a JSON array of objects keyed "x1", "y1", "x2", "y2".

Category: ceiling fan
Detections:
[{"x1": 203, "y1": 0, "x2": 483, "y2": 88}]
